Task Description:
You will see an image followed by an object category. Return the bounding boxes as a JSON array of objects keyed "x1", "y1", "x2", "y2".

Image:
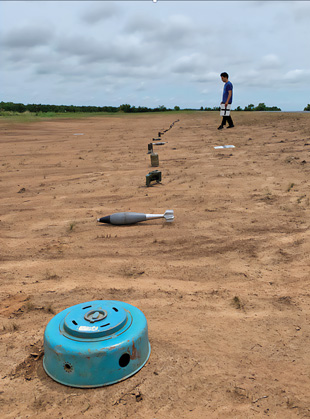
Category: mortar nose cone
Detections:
[{"x1": 98, "y1": 216, "x2": 111, "y2": 224}]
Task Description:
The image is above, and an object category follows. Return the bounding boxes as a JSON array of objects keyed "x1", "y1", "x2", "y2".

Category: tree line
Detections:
[
  {"x1": 0, "y1": 102, "x2": 175, "y2": 114},
  {"x1": 201, "y1": 103, "x2": 282, "y2": 111},
  {"x1": 1, "y1": 101, "x2": 310, "y2": 114},
  {"x1": 236, "y1": 103, "x2": 282, "y2": 111}
]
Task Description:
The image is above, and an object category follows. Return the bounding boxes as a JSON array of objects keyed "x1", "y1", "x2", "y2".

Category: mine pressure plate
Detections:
[{"x1": 43, "y1": 300, "x2": 151, "y2": 388}]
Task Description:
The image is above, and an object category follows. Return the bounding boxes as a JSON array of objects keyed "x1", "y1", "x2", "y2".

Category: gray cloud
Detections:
[
  {"x1": 5, "y1": 50, "x2": 30, "y2": 65},
  {"x1": 2, "y1": 26, "x2": 53, "y2": 48},
  {"x1": 19, "y1": 31, "x2": 161, "y2": 84},
  {"x1": 56, "y1": 35, "x2": 97, "y2": 57},
  {"x1": 1, "y1": 1, "x2": 310, "y2": 110},
  {"x1": 124, "y1": 13, "x2": 158, "y2": 34},
  {"x1": 2, "y1": 48, "x2": 58, "y2": 74},
  {"x1": 192, "y1": 72, "x2": 219, "y2": 84},
  {"x1": 56, "y1": 35, "x2": 147, "y2": 68},
  {"x1": 292, "y1": 3, "x2": 310, "y2": 22},
  {"x1": 124, "y1": 13, "x2": 199, "y2": 49},
  {"x1": 171, "y1": 53, "x2": 206, "y2": 74},
  {"x1": 235, "y1": 70, "x2": 279, "y2": 88},
  {"x1": 81, "y1": 3, "x2": 120, "y2": 24}
]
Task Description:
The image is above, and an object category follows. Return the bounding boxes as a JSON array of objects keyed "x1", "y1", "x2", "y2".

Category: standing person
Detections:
[{"x1": 218, "y1": 72, "x2": 234, "y2": 130}]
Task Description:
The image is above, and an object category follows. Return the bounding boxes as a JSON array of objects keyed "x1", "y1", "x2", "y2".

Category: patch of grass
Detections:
[
  {"x1": 0, "y1": 110, "x2": 183, "y2": 123},
  {"x1": 0, "y1": 111, "x2": 39, "y2": 123},
  {"x1": 0, "y1": 110, "x2": 122, "y2": 122},
  {"x1": 297, "y1": 195, "x2": 306, "y2": 203},
  {"x1": 69, "y1": 222, "x2": 76, "y2": 231},
  {"x1": 287, "y1": 183, "x2": 295, "y2": 192},
  {"x1": 0, "y1": 109, "x2": 196, "y2": 125}
]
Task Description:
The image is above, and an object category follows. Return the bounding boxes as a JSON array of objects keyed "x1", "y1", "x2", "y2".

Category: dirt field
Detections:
[{"x1": 1, "y1": 111, "x2": 310, "y2": 418}]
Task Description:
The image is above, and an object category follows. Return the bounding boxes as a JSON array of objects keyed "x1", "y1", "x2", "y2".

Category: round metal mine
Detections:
[{"x1": 43, "y1": 300, "x2": 151, "y2": 387}]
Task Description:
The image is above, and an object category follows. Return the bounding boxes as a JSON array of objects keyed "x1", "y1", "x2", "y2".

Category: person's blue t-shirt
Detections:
[{"x1": 222, "y1": 81, "x2": 233, "y2": 104}]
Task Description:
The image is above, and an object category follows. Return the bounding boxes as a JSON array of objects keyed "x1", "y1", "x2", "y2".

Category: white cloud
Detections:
[{"x1": 283, "y1": 69, "x2": 310, "y2": 83}]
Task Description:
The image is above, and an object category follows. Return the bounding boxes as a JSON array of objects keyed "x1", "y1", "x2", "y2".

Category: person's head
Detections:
[{"x1": 220, "y1": 72, "x2": 229, "y2": 82}]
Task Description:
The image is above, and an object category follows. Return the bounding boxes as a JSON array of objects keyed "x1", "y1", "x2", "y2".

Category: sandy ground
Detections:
[{"x1": 1, "y1": 111, "x2": 310, "y2": 418}]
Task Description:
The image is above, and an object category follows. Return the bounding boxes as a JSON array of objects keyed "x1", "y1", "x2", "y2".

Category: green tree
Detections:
[
  {"x1": 254, "y1": 103, "x2": 267, "y2": 111},
  {"x1": 119, "y1": 104, "x2": 131, "y2": 113},
  {"x1": 174, "y1": 106, "x2": 180, "y2": 111},
  {"x1": 304, "y1": 104, "x2": 310, "y2": 111}
]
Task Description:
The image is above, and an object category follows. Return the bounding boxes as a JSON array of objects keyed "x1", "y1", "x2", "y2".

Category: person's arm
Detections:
[{"x1": 225, "y1": 90, "x2": 232, "y2": 106}]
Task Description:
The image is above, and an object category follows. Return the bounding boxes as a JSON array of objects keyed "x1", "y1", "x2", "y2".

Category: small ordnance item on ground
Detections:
[
  {"x1": 147, "y1": 143, "x2": 153, "y2": 154},
  {"x1": 147, "y1": 142, "x2": 166, "y2": 154},
  {"x1": 150, "y1": 151, "x2": 159, "y2": 167},
  {"x1": 97, "y1": 210, "x2": 174, "y2": 225},
  {"x1": 152, "y1": 138, "x2": 162, "y2": 141},
  {"x1": 43, "y1": 300, "x2": 151, "y2": 387},
  {"x1": 146, "y1": 169, "x2": 162, "y2": 187},
  {"x1": 214, "y1": 145, "x2": 235, "y2": 149}
]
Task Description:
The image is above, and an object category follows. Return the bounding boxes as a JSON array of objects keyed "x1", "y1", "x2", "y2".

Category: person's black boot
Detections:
[{"x1": 218, "y1": 125, "x2": 224, "y2": 130}]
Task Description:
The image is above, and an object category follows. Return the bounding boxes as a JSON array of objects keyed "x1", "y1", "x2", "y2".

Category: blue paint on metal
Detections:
[{"x1": 43, "y1": 300, "x2": 151, "y2": 388}]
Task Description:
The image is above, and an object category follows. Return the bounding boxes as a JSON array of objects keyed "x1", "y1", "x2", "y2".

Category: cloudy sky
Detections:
[{"x1": 1, "y1": 1, "x2": 310, "y2": 111}]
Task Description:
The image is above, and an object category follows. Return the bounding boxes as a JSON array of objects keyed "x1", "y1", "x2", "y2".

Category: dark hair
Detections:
[{"x1": 220, "y1": 72, "x2": 229, "y2": 79}]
